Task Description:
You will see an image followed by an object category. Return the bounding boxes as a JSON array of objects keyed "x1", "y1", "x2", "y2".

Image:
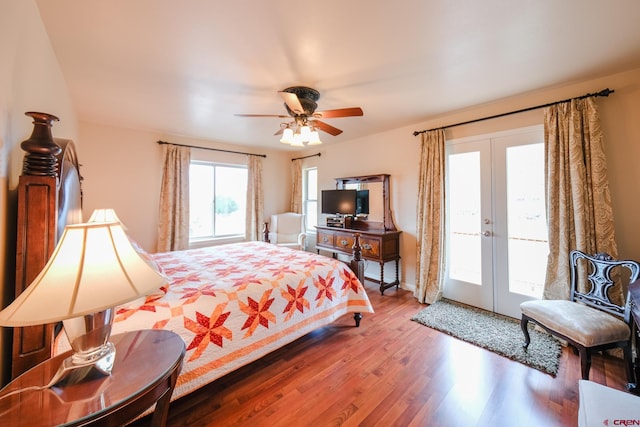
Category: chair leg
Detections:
[
  {"x1": 520, "y1": 316, "x2": 531, "y2": 349},
  {"x1": 578, "y1": 347, "x2": 591, "y2": 380},
  {"x1": 623, "y1": 343, "x2": 637, "y2": 391}
]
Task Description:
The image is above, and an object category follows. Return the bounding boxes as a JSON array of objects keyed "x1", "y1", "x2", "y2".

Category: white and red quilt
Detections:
[{"x1": 58, "y1": 241, "x2": 374, "y2": 401}]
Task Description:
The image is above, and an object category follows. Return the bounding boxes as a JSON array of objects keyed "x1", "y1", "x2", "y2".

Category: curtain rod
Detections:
[
  {"x1": 292, "y1": 152, "x2": 321, "y2": 161},
  {"x1": 412, "y1": 88, "x2": 614, "y2": 136},
  {"x1": 157, "y1": 140, "x2": 267, "y2": 158}
]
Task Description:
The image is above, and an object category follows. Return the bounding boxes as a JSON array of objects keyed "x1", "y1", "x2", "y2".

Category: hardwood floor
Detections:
[{"x1": 131, "y1": 282, "x2": 628, "y2": 427}]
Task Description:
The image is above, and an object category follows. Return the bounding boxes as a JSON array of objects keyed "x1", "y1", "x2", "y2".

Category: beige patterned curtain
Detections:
[
  {"x1": 246, "y1": 155, "x2": 264, "y2": 241},
  {"x1": 414, "y1": 129, "x2": 446, "y2": 304},
  {"x1": 290, "y1": 159, "x2": 302, "y2": 213},
  {"x1": 157, "y1": 144, "x2": 191, "y2": 252},
  {"x1": 543, "y1": 98, "x2": 618, "y2": 301}
]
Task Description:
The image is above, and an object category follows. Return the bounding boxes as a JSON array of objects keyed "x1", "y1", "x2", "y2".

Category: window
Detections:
[
  {"x1": 189, "y1": 162, "x2": 248, "y2": 241},
  {"x1": 303, "y1": 168, "x2": 318, "y2": 231}
]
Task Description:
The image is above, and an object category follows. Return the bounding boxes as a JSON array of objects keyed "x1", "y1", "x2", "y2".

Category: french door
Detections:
[{"x1": 443, "y1": 126, "x2": 548, "y2": 318}]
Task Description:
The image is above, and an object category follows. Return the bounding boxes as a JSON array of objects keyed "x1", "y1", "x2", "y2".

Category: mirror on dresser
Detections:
[
  {"x1": 342, "y1": 181, "x2": 383, "y2": 223},
  {"x1": 334, "y1": 174, "x2": 397, "y2": 231}
]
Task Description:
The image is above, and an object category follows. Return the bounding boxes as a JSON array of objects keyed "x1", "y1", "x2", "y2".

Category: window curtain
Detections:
[
  {"x1": 543, "y1": 98, "x2": 619, "y2": 302},
  {"x1": 157, "y1": 144, "x2": 191, "y2": 252},
  {"x1": 290, "y1": 159, "x2": 302, "y2": 213},
  {"x1": 246, "y1": 155, "x2": 264, "y2": 241},
  {"x1": 414, "y1": 129, "x2": 446, "y2": 304}
]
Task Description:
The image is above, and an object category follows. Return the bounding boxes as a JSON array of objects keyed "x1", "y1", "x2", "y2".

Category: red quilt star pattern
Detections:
[{"x1": 184, "y1": 302, "x2": 232, "y2": 361}]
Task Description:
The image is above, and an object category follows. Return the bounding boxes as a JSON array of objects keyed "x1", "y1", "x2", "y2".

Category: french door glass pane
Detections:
[
  {"x1": 506, "y1": 143, "x2": 548, "y2": 298},
  {"x1": 448, "y1": 151, "x2": 482, "y2": 285}
]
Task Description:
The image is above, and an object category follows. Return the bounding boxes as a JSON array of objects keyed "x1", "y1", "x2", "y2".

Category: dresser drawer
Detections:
[
  {"x1": 360, "y1": 236, "x2": 381, "y2": 258},
  {"x1": 334, "y1": 232, "x2": 355, "y2": 252},
  {"x1": 317, "y1": 230, "x2": 335, "y2": 248}
]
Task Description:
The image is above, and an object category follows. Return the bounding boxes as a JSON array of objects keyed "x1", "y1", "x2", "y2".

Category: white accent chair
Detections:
[{"x1": 268, "y1": 212, "x2": 307, "y2": 251}]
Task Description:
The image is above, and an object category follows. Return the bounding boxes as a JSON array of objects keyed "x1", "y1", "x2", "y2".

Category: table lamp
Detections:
[
  {"x1": 87, "y1": 208, "x2": 122, "y2": 224},
  {"x1": 0, "y1": 220, "x2": 167, "y2": 386}
]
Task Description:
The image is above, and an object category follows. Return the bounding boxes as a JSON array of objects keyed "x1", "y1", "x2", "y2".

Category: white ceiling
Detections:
[{"x1": 36, "y1": 0, "x2": 640, "y2": 150}]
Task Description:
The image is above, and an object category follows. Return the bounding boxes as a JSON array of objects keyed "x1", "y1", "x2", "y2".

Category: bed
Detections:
[
  {"x1": 10, "y1": 113, "x2": 374, "y2": 406},
  {"x1": 56, "y1": 240, "x2": 373, "y2": 401}
]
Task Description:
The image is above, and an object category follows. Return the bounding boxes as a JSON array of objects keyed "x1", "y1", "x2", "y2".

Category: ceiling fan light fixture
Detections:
[
  {"x1": 308, "y1": 130, "x2": 322, "y2": 145},
  {"x1": 236, "y1": 86, "x2": 363, "y2": 147},
  {"x1": 300, "y1": 125, "x2": 311, "y2": 140},
  {"x1": 290, "y1": 133, "x2": 304, "y2": 147},
  {"x1": 280, "y1": 127, "x2": 294, "y2": 144}
]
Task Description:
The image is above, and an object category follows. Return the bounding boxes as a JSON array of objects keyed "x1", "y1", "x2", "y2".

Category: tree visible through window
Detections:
[{"x1": 189, "y1": 162, "x2": 248, "y2": 240}]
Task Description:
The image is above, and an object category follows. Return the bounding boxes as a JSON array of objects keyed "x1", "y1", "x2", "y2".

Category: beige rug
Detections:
[{"x1": 411, "y1": 298, "x2": 561, "y2": 376}]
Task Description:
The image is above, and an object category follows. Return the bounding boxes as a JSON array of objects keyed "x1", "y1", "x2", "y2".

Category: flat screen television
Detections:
[
  {"x1": 356, "y1": 190, "x2": 369, "y2": 215},
  {"x1": 321, "y1": 189, "x2": 357, "y2": 215}
]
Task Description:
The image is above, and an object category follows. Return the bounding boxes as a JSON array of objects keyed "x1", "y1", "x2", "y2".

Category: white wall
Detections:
[
  {"x1": 298, "y1": 67, "x2": 640, "y2": 293},
  {"x1": 78, "y1": 122, "x2": 292, "y2": 252},
  {"x1": 0, "y1": 0, "x2": 78, "y2": 383},
  {"x1": 79, "y1": 67, "x2": 640, "y2": 295}
]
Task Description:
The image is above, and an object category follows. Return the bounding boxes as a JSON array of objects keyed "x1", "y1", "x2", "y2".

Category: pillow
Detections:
[{"x1": 128, "y1": 237, "x2": 167, "y2": 277}]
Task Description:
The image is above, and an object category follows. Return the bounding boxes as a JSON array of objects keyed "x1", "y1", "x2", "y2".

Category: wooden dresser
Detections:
[
  {"x1": 316, "y1": 173, "x2": 401, "y2": 295},
  {"x1": 316, "y1": 225, "x2": 401, "y2": 294}
]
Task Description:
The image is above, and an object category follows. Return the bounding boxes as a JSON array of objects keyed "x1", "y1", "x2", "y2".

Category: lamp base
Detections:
[
  {"x1": 50, "y1": 308, "x2": 117, "y2": 387},
  {"x1": 48, "y1": 342, "x2": 116, "y2": 387}
]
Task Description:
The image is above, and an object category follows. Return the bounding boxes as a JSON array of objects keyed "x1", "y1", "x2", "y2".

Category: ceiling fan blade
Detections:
[
  {"x1": 314, "y1": 107, "x2": 363, "y2": 119},
  {"x1": 278, "y1": 91, "x2": 305, "y2": 115},
  {"x1": 234, "y1": 114, "x2": 290, "y2": 118},
  {"x1": 274, "y1": 128, "x2": 284, "y2": 136},
  {"x1": 310, "y1": 120, "x2": 343, "y2": 136}
]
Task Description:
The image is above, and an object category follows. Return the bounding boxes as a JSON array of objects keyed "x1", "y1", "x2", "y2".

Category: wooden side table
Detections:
[{"x1": 0, "y1": 329, "x2": 185, "y2": 426}]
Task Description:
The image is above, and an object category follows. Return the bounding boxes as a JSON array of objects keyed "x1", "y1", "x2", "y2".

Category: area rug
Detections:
[{"x1": 411, "y1": 299, "x2": 561, "y2": 376}]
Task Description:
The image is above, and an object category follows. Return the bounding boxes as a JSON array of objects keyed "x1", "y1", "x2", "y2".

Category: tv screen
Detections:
[
  {"x1": 356, "y1": 190, "x2": 369, "y2": 215},
  {"x1": 321, "y1": 189, "x2": 357, "y2": 215}
]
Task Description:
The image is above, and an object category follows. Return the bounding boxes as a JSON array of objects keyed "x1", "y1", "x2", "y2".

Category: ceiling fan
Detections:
[{"x1": 235, "y1": 86, "x2": 363, "y2": 145}]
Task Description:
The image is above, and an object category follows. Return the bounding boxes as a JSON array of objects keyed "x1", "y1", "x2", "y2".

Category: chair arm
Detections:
[{"x1": 298, "y1": 233, "x2": 307, "y2": 250}]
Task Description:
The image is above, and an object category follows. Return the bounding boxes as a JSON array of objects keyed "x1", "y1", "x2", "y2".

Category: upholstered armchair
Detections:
[{"x1": 268, "y1": 212, "x2": 307, "y2": 251}]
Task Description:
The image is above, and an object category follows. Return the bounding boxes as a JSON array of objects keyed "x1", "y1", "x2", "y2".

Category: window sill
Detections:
[{"x1": 189, "y1": 235, "x2": 245, "y2": 249}]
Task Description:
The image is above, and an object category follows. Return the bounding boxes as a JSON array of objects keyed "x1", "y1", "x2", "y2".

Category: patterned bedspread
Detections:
[{"x1": 57, "y1": 241, "x2": 374, "y2": 401}]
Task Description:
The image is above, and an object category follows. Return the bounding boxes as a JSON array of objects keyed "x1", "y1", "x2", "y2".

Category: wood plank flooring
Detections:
[{"x1": 131, "y1": 283, "x2": 628, "y2": 427}]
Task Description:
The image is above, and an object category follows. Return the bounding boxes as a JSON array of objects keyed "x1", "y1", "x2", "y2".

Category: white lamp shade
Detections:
[
  {"x1": 88, "y1": 208, "x2": 122, "y2": 223},
  {"x1": 308, "y1": 130, "x2": 322, "y2": 145},
  {"x1": 290, "y1": 133, "x2": 304, "y2": 147},
  {"x1": 0, "y1": 221, "x2": 167, "y2": 326},
  {"x1": 280, "y1": 127, "x2": 293, "y2": 144},
  {"x1": 300, "y1": 125, "x2": 311, "y2": 141}
]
